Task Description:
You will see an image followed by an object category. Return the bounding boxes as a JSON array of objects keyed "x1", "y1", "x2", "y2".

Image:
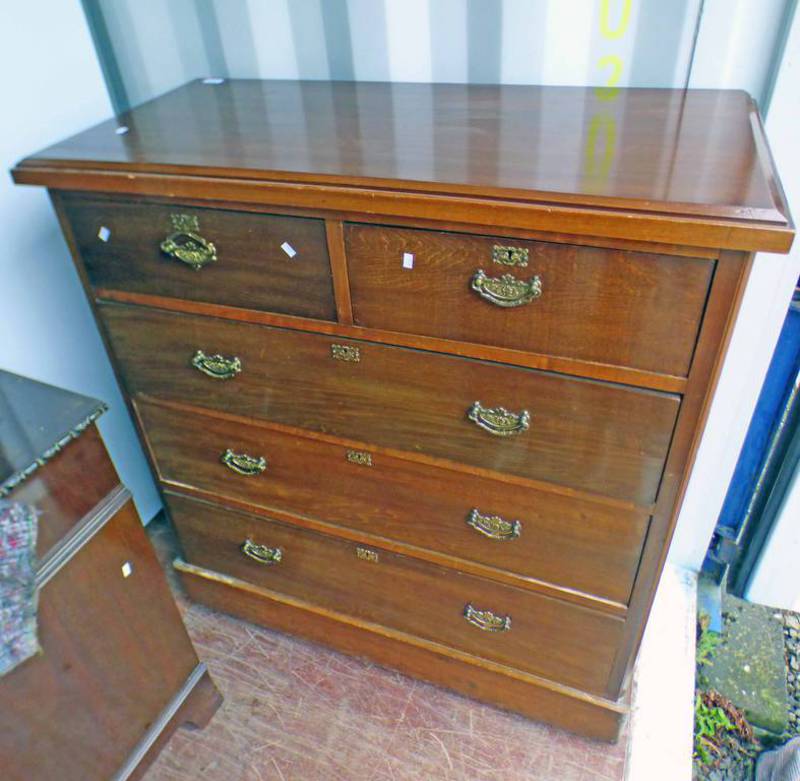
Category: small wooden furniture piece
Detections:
[
  {"x1": 13, "y1": 80, "x2": 794, "y2": 740},
  {"x1": 0, "y1": 370, "x2": 220, "y2": 780}
]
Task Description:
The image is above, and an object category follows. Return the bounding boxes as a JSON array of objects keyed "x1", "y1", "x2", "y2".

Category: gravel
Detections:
[{"x1": 693, "y1": 609, "x2": 800, "y2": 781}]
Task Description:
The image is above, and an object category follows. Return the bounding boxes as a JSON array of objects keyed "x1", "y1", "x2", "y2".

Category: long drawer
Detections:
[
  {"x1": 62, "y1": 194, "x2": 336, "y2": 320},
  {"x1": 101, "y1": 304, "x2": 679, "y2": 505},
  {"x1": 139, "y1": 399, "x2": 648, "y2": 605},
  {"x1": 167, "y1": 492, "x2": 624, "y2": 695},
  {"x1": 345, "y1": 223, "x2": 714, "y2": 376}
]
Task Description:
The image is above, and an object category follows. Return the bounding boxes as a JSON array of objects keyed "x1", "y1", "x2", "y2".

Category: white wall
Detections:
[
  {"x1": 0, "y1": 2, "x2": 160, "y2": 521},
  {"x1": 742, "y1": 8, "x2": 800, "y2": 611},
  {"x1": 747, "y1": 468, "x2": 800, "y2": 611},
  {"x1": 668, "y1": 2, "x2": 800, "y2": 573},
  {"x1": 689, "y1": 0, "x2": 791, "y2": 107}
]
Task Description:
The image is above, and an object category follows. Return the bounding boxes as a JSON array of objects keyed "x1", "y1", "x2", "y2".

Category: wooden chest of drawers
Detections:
[
  {"x1": 0, "y1": 371, "x2": 220, "y2": 780},
  {"x1": 13, "y1": 80, "x2": 794, "y2": 740}
]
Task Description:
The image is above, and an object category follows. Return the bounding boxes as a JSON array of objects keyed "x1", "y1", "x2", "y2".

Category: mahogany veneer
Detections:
[{"x1": 13, "y1": 79, "x2": 794, "y2": 741}]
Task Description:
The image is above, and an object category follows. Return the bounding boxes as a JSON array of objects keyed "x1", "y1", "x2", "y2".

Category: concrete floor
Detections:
[{"x1": 143, "y1": 515, "x2": 629, "y2": 781}]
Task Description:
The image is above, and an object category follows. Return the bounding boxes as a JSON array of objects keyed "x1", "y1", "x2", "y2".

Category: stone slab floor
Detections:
[{"x1": 143, "y1": 515, "x2": 629, "y2": 781}]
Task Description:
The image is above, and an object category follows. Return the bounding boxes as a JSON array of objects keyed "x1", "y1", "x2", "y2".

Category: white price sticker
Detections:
[
  {"x1": 97, "y1": 226, "x2": 111, "y2": 242},
  {"x1": 281, "y1": 242, "x2": 297, "y2": 258},
  {"x1": 402, "y1": 252, "x2": 414, "y2": 269}
]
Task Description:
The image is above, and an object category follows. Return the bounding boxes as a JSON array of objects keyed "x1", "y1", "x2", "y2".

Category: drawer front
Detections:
[
  {"x1": 139, "y1": 400, "x2": 648, "y2": 605},
  {"x1": 62, "y1": 194, "x2": 336, "y2": 320},
  {"x1": 345, "y1": 224, "x2": 714, "y2": 376},
  {"x1": 168, "y1": 493, "x2": 624, "y2": 694},
  {"x1": 102, "y1": 304, "x2": 679, "y2": 505}
]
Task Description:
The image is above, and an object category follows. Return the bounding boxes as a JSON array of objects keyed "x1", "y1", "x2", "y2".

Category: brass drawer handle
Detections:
[
  {"x1": 464, "y1": 603, "x2": 511, "y2": 632},
  {"x1": 467, "y1": 401, "x2": 530, "y2": 437},
  {"x1": 467, "y1": 509, "x2": 521, "y2": 541},
  {"x1": 241, "y1": 538, "x2": 282, "y2": 565},
  {"x1": 191, "y1": 349, "x2": 241, "y2": 379},
  {"x1": 221, "y1": 448, "x2": 267, "y2": 476},
  {"x1": 160, "y1": 214, "x2": 217, "y2": 270},
  {"x1": 470, "y1": 269, "x2": 542, "y2": 308}
]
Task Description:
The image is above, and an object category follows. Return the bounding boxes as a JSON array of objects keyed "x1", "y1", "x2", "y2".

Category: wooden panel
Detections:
[
  {"x1": 346, "y1": 224, "x2": 713, "y2": 376},
  {"x1": 140, "y1": 399, "x2": 648, "y2": 605},
  {"x1": 168, "y1": 493, "x2": 624, "y2": 695},
  {"x1": 7, "y1": 426, "x2": 118, "y2": 559},
  {"x1": 0, "y1": 500, "x2": 200, "y2": 781},
  {"x1": 101, "y1": 303, "x2": 680, "y2": 505},
  {"x1": 177, "y1": 560, "x2": 627, "y2": 741},
  {"x1": 61, "y1": 193, "x2": 336, "y2": 320}
]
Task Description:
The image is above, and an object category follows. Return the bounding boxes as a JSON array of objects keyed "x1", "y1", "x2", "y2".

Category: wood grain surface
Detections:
[
  {"x1": 139, "y1": 398, "x2": 649, "y2": 607},
  {"x1": 176, "y1": 559, "x2": 628, "y2": 742},
  {"x1": 346, "y1": 223, "x2": 713, "y2": 376},
  {"x1": 16, "y1": 82, "x2": 790, "y2": 226},
  {"x1": 101, "y1": 302, "x2": 680, "y2": 505},
  {"x1": 62, "y1": 193, "x2": 336, "y2": 320},
  {"x1": 168, "y1": 492, "x2": 624, "y2": 696}
]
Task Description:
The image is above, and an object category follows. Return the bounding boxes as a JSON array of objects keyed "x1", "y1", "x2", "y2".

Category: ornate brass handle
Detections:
[
  {"x1": 241, "y1": 538, "x2": 282, "y2": 565},
  {"x1": 191, "y1": 349, "x2": 241, "y2": 379},
  {"x1": 160, "y1": 214, "x2": 217, "y2": 271},
  {"x1": 463, "y1": 603, "x2": 511, "y2": 632},
  {"x1": 221, "y1": 448, "x2": 267, "y2": 476},
  {"x1": 467, "y1": 509, "x2": 521, "y2": 541},
  {"x1": 470, "y1": 269, "x2": 542, "y2": 308},
  {"x1": 467, "y1": 401, "x2": 530, "y2": 437}
]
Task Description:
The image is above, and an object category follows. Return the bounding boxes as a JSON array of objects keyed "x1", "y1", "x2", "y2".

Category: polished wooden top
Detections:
[
  {"x1": 14, "y1": 80, "x2": 793, "y2": 251},
  {"x1": 0, "y1": 370, "x2": 105, "y2": 497}
]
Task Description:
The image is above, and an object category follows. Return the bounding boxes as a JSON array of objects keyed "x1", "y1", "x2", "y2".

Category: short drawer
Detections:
[
  {"x1": 345, "y1": 224, "x2": 714, "y2": 376},
  {"x1": 102, "y1": 303, "x2": 679, "y2": 505},
  {"x1": 167, "y1": 493, "x2": 624, "y2": 695},
  {"x1": 61, "y1": 194, "x2": 336, "y2": 320},
  {"x1": 139, "y1": 399, "x2": 648, "y2": 605}
]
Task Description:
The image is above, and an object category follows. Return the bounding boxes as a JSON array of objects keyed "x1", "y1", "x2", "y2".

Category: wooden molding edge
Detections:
[
  {"x1": 36, "y1": 484, "x2": 131, "y2": 588},
  {"x1": 13, "y1": 165, "x2": 794, "y2": 253},
  {"x1": 113, "y1": 663, "x2": 220, "y2": 781}
]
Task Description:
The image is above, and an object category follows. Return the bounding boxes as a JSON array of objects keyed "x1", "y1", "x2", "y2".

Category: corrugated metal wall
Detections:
[{"x1": 90, "y1": 0, "x2": 715, "y2": 111}]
